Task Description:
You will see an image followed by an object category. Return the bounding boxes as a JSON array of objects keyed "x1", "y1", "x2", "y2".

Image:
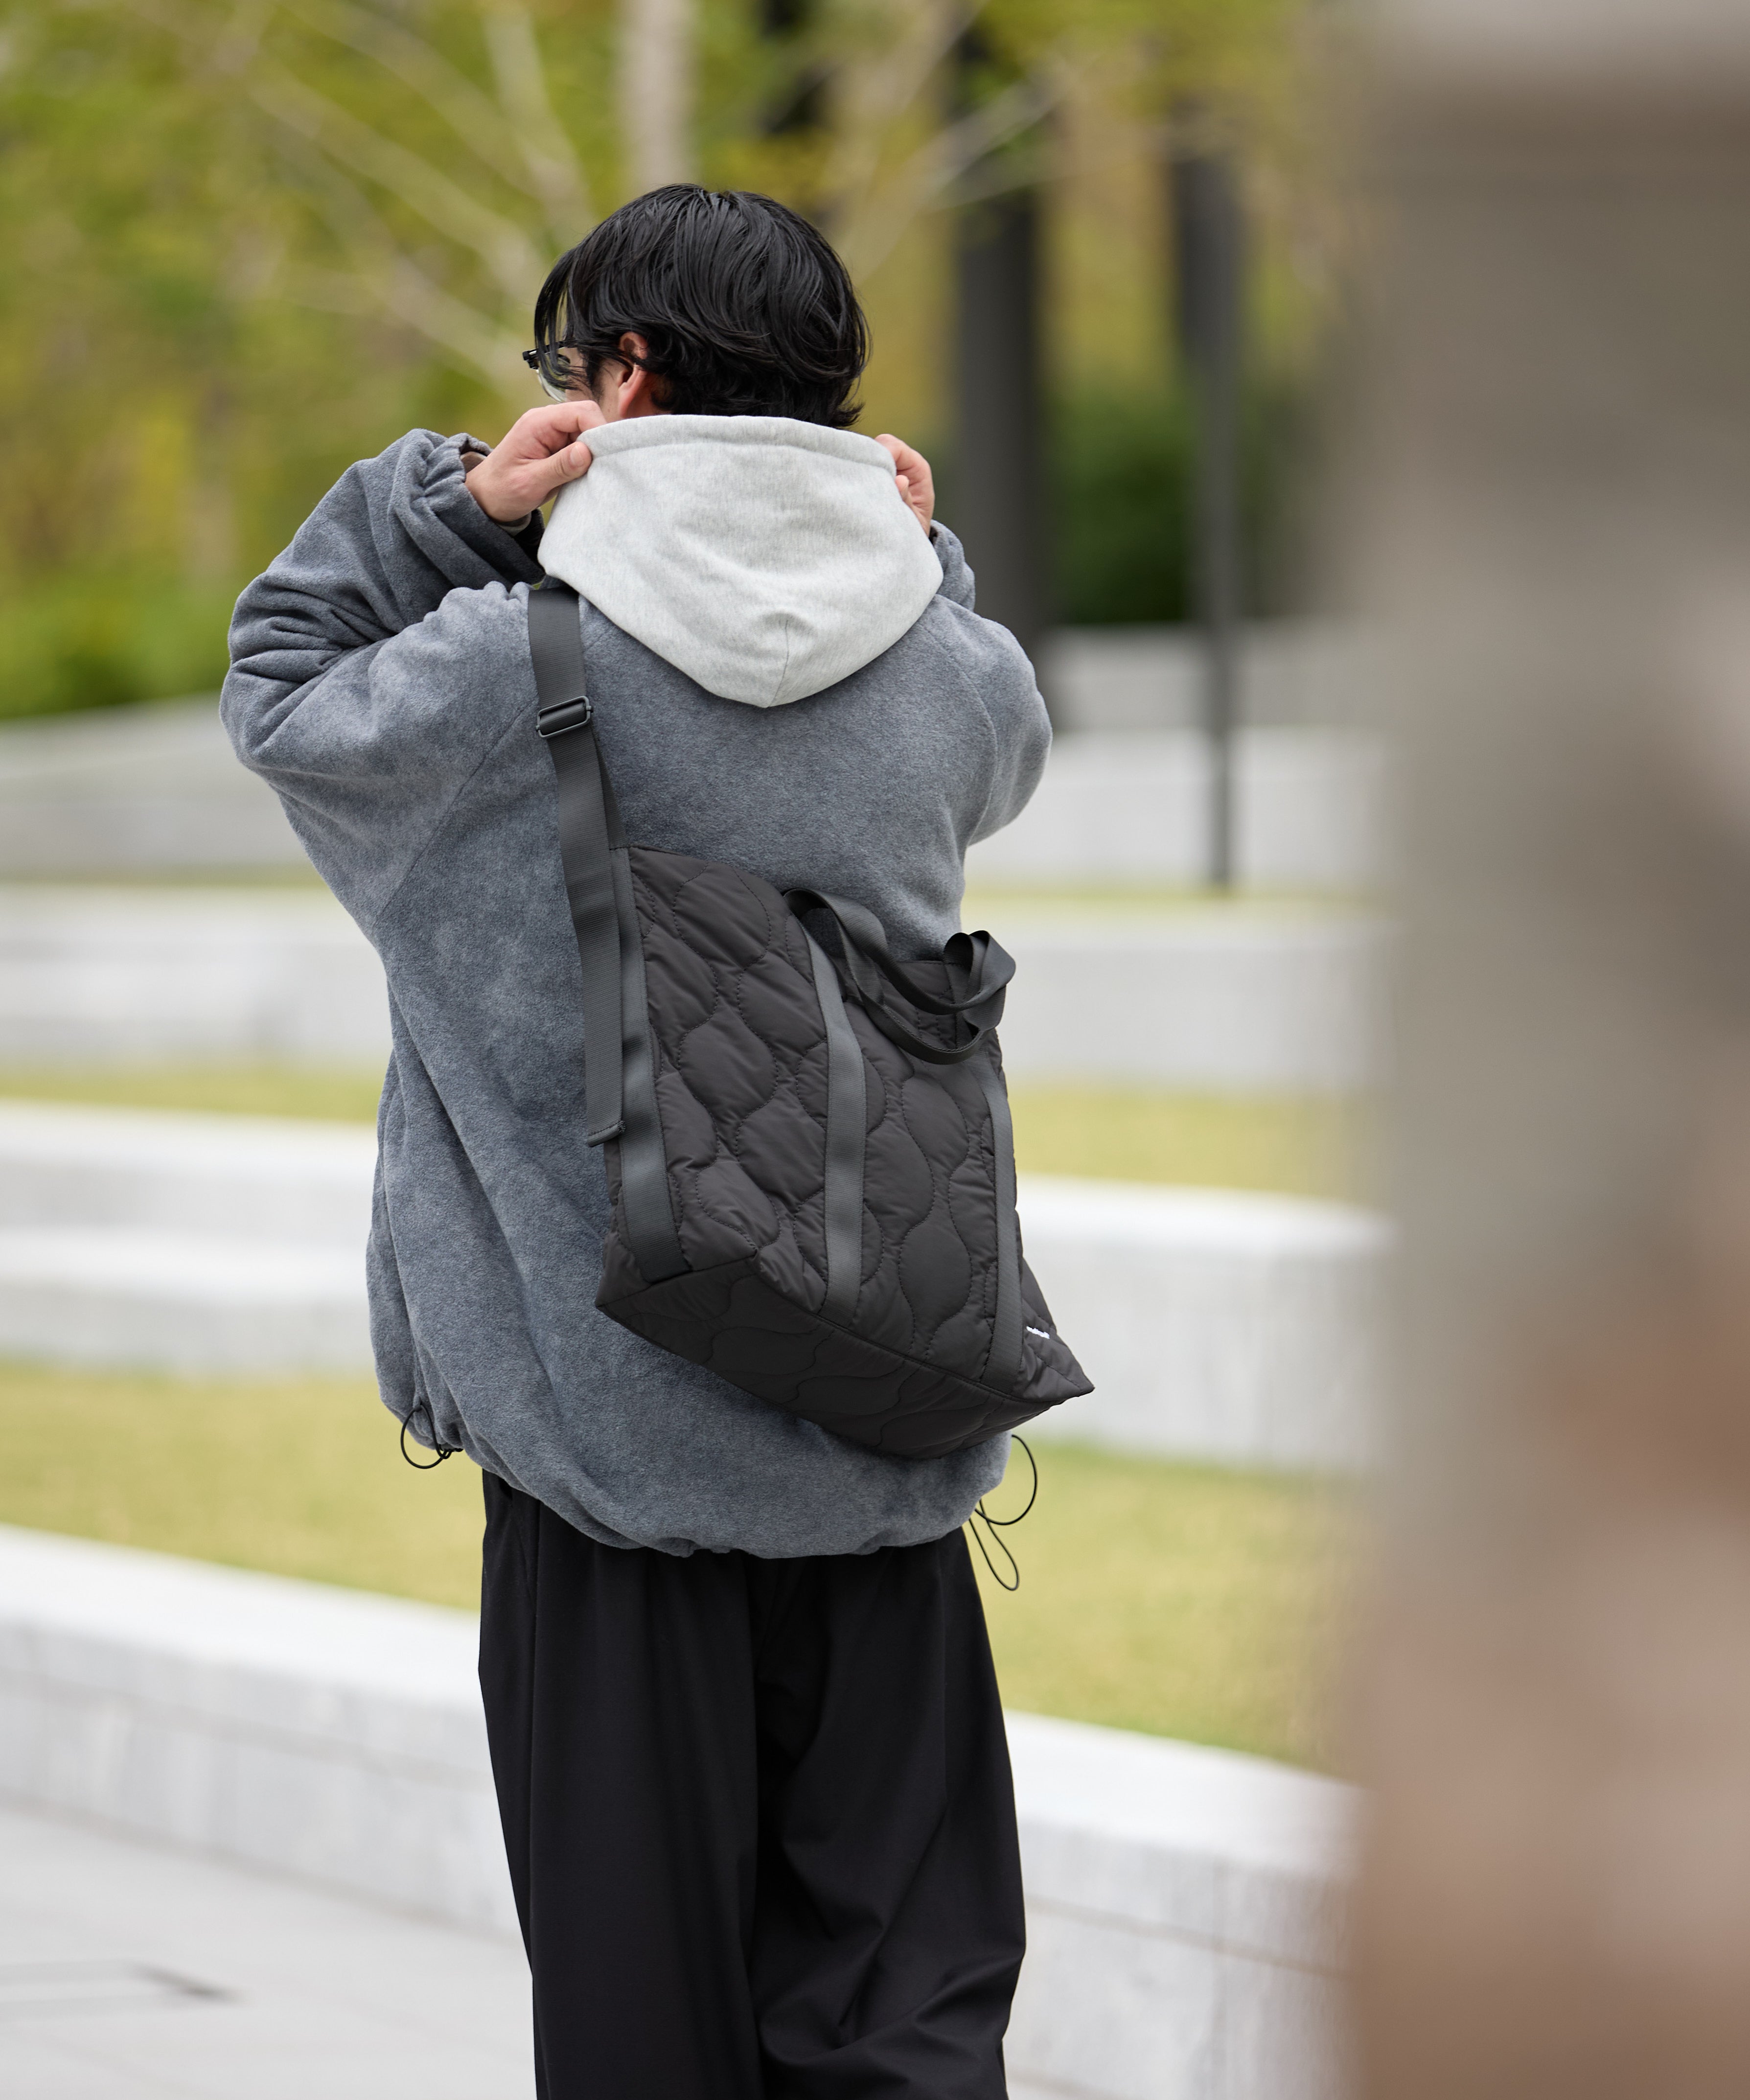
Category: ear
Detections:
[{"x1": 616, "y1": 333, "x2": 664, "y2": 418}]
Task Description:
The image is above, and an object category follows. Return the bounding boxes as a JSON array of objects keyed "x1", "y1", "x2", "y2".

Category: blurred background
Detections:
[
  {"x1": 0, "y1": 5, "x2": 1379, "y2": 2095},
  {"x1": 8, "y1": 4, "x2": 1749, "y2": 2096},
  {"x1": 0, "y1": 0, "x2": 1342, "y2": 718}
]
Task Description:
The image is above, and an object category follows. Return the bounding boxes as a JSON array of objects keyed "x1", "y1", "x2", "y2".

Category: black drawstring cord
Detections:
[
  {"x1": 967, "y1": 1510, "x2": 1020, "y2": 1592},
  {"x1": 967, "y1": 1436, "x2": 1038, "y2": 1593},
  {"x1": 400, "y1": 1399, "x2": 459, "y2": 1471}
]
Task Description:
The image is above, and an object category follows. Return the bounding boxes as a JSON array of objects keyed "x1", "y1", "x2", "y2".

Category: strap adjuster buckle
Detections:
[{"x1": 538, "y1": 696, "x2": 593, "y2": 738}]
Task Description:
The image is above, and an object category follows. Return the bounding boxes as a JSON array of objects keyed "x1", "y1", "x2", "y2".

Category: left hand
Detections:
[{"x1": 875, "y1": 434, "x2": 935, "y2": 535}]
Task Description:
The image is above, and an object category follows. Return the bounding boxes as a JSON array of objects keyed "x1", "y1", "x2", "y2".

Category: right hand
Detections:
[
  {"x1": 466, "y1": 401, "x2": 605, "y2": 523},
  {"x1": 875, "y1": 434, "x2": 935, "y2": 534}
]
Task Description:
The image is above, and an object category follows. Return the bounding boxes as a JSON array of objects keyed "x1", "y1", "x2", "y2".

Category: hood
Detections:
[{"x1": 537, "y1": 415, "x2": 945, "y2": 708}]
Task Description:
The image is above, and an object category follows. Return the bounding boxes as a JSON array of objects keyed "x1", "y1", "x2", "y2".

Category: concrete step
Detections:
[
  {"x1": 0, "y1": 1102, "x2": 375, "y2": 1371},
  {"x1": 1039, "y1": 620, "x2": 1376, "y2": 736},
  {"x1": 0, "y1": 884, "x2": 1385, "y2": 1092},
  {"x1": 967, "y1": 723, "x2": 1387, "y2": 894},
  {"x1": 0, "y1": 1228, "x2": 369, "y2": 1372},
  {"x1": 0, "y1": 1523, "x2": 1356, "y2": 2100},
  {"x1": 0, "y1": 1099, "x2": 375, "y2": 1242},
  {"x1": 994, "y1": 908, "x2": 1386, "y2": 1091},
  {"x1": 0, "y1": 1100, "x2": 1384, "y2": 1468},
  {"x1": 0, "y1": 698, "x2": 305, "y2": 877},
  {"x1": 1022, "y1": 1178, "x2": 1385, "y2": 1473},
  {"x1": 0, "y1": 641, "x2": 1383, "y2": 891},
  {"x1": 0, "y1": 888, "x2": 390, "y2": 1063}
]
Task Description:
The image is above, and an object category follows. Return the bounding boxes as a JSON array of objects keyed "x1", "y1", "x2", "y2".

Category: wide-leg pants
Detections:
[{"x1": 478, "y1": 1473, "x2": 1026, "y2": 2100}]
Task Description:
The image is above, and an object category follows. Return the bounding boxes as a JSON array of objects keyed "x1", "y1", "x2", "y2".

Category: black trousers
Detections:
[{"x1": 478, "y1": 1474, "x2": 1026, "y2": 2100}]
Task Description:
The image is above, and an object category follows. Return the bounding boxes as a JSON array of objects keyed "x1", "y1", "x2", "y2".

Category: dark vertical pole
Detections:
[
  {"x1": 1173, "y1": 142, "x2": 1245, "y2": 889},
  {"x1": 954, "y1": 189, "x2": 1049, "y2": 677}
]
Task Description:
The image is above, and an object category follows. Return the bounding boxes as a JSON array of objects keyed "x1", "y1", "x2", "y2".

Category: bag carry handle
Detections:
[{"x1": 784, "y1": 889, "x2": 1013, "y2": 1067}]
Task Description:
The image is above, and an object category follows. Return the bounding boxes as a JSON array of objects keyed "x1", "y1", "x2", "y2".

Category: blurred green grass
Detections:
[
  {"x1": 0, "y1": 1063, "x2": 390, "y2": 1126},
  {"x1": 1013, "y1": 1084, "x2": 1369, "y2": 1200},
  {"x1": 0, "y1": 1358, "x2": 1359, "y2": 1771},
  {"x1": 0, "y1": 1065, "x2": 1372, "y2": 1201}
]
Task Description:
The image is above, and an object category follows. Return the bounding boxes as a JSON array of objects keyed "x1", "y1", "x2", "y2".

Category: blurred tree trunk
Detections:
[
  {"x1": 821, "y1": 0, "x2": 1059, "y2": 283},
  {"x1": 620, "y1": 0, "x2": 694, "y2": 194},
  {"x1": 1170, "y1": 130, "x2": 1245, "y2": 888},
  {"x1": 1355, "y1": 3, "x2": 1750, "y2": 2096},
  {"x1": 953, "y1": 187, "x2": 1048, "y2": 668}
]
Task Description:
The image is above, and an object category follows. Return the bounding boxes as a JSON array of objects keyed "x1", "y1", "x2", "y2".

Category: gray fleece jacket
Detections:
[{"x1": 223, "y1": 420, "x2": 1050, "y2": 1557}]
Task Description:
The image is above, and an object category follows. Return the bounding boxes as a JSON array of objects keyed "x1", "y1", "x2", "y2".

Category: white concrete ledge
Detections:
[
  {"x1": 1038, "y1": 623, "x2": 1379, "y2": 740},
  {"x1": 967, "y1": 726, "x2": 1388, "y2": 895},
  {"x1": 0, "y1": 669, "x2": 1385, "y2": 893},
  {"x1": 0, "y1": 1101, "x2": 376, "y2": 1371},
  {"x1": 0, "y1": 888, "x2": 391, "y2": 1064},
  {"x1": 0, "y1": 1100, "x2": 375, "y2": 1243},
  {"x1": 0, "y1": 882, "x2": 1384, "y2": 1093},
  {"x1": 0, "y1": 1229, "x2": 371, "y2": 1372},
  {"x1": 0, "y1": 1526, "x2": 510, "y2": 1936},
  {"x1": 0, "y1": 1103, "x2": 1385, "y2": 1471},
  {"x1": 0, "y1": 1525, "x2": 1355, "y2": 2100},
  {"x1": 996, "y1": 910, "x2": 1387, "y2": 1092},
  {"x1": 1009, "y1": 1715, "x2": 1354, "y2": 2100},
  {"x1": 1022, "y1": 1179, "x2": 1388, "y2": 1474},
  {"x1": 0, "y1": 698, "x2": 305, "y2": 877}
]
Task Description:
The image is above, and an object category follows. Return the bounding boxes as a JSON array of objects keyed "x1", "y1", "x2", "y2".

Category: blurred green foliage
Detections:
[
  {"x1": 0, "y1": 0, "x2": 1332, "y2": 717},
  {"x1": 0, "y1": 577, "x2": 238, "y2": 718},
  {"x1": 0, "y1": 0, "x2": 602, "y2": 718},
  {"x1": 1050, "y1": 380, "x2": 1315, "y2": 626}
]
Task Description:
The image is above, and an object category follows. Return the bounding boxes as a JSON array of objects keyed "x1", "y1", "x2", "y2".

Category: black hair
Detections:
[{"x1": 529, "y1": 186, "x2": 869, "y2": 428}]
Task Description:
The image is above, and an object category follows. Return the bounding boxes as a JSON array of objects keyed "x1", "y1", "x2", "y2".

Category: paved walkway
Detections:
[{"x1": 0, "y1": 1802, "x2": 532, "y2": 2097}]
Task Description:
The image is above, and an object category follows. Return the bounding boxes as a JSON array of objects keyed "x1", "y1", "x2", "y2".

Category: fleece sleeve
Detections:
[
  {"x1": 915, "y1": 523, "x2": 1052, "y2": 845},
  {"x1": 967, "y1": 634, "x2": 1052, "y2": 844},
  {"x1": 221, "y1": 429, "x2": 544, "y2": 932},
  {"x1": 929, "y1": 522, "x2": 979, "y2": 611}
]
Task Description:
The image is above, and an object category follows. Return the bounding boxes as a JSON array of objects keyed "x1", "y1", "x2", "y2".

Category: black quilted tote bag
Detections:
[{"x1": 530, "y1": 584, "x2": 1092, "y2": 1459}]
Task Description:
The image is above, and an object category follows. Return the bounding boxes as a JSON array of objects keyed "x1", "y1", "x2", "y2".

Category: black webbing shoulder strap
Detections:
[
  {"x1": 529, "y1": 584, "x2": 685, "y2": 1283},
  {"x1": 530, "y1": 584, "x2": 624, "y2": 1145}
]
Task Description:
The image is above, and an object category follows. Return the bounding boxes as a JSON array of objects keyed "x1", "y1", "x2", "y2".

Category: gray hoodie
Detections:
[{"x1": 222, "y1": 420, "x2": 1050, "y2": 1557}]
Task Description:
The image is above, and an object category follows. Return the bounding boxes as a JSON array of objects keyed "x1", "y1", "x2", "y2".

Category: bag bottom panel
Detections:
[{"x1": 599, "y1": 1256, "x2": 1068, "y2": 1460}]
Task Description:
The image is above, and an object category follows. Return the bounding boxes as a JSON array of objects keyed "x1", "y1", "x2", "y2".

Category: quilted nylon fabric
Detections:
[{"x1": 595, "y1": 846, "x2": 1091, "y2": 1454}]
